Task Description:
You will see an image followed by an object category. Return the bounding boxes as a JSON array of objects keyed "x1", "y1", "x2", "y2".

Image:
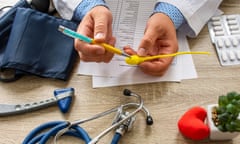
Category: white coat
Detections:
[
  {"x1": 53, "y1": 0, "x2": 223, "y2": 38},
  {"x1": 157, "y1": 0, "x2": 223, "y2": 37}
]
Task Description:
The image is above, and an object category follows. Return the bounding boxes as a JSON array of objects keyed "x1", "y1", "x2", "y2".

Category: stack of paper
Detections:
[{"x1": 77, "y1": 0, "x2": 197, "y2": 88}]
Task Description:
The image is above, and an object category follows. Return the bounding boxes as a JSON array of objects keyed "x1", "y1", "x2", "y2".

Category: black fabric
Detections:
[{"x1": 0, "y1": 7, "x2": 77, "y2": 80}]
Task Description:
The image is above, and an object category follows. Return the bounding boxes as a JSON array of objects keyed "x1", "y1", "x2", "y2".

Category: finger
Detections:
[
  {"x1": 75, "y1": 39, "x2": 105, "y2": 56},
  {"x1": 79, "y1": 51, "x2": 105, "y2": 62},
  {"x1": 93, "y1": 8, "x2": 112, "y2": 43},
  {"x1": 103, "y1": 37, "x2": 116, "y2": 62},
  {"x1": 137, "y1": 26, "x2": 159, "y2": 56},
  {"x1": 78, "y1": 36, "x2": 116, "y2": 62},
  {"x1": 79, "y1": 50, "x2": 113, "y2": 63},
  {"x1": 108, "y1": 36, "x2": 116, "y2": 46},
  {"x1": 76, "y1": 16, "x2": 94, "y2": 38},
  {"x1": 123, "y1": 46, "x2": 137, "y2": 55},
  {"x1": 139, "y1": 57, "x2": 174, "y2": 76}
]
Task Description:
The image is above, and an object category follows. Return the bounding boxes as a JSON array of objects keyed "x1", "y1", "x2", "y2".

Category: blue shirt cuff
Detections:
[
  {"x1": 153, "y1": 2, "x2": 185, "y2": 29},
  {"x1": 72, "y1": 0, "x2": 107, "y2": 22}
]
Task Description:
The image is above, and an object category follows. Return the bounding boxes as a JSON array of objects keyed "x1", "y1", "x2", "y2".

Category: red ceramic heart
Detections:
[{"x1": 178, "y1": 106, "x2": 210, "y2": 140}]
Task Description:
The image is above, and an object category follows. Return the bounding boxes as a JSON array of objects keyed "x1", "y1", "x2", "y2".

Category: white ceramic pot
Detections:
[{"x1": 207, "y1": 104, "x2": 239, "y2": 140}]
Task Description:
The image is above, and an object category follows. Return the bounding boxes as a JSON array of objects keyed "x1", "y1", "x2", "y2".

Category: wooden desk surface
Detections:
[{"x1": 0, "y1": 0, "x2": 240, "y2": 143}]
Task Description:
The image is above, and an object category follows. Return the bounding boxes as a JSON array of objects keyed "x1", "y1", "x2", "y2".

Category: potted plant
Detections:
[{"x1": 207, "y1": 91, "x2": 240, "y2": 140}]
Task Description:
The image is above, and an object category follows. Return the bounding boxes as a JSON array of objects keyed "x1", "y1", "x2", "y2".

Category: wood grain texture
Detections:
[{"x1": 0, "y1": 0, "x2": 240, "y2": 143}]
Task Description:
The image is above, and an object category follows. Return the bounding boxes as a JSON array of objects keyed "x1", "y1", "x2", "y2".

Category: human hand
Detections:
[
  {"x1": 74, "y1": 6, "x2": 115, "y2": 63},
  {"x1": 124, "y1": 13, "x2": 178, "y2": 76}
]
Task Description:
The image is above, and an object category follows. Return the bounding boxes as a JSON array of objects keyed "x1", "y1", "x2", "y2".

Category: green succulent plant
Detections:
[{"x1": 213, "y1": 92, "x2": 240, "y2": 132}]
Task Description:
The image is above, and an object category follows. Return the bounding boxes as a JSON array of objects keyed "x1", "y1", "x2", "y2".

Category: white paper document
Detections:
[{"x1": 77, "y1": 0, "x2": 198, "y2": 88}]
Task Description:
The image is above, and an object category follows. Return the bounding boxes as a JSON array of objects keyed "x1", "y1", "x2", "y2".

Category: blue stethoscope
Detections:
[{"x1": 22, "y1": 89, "x2": 153, "y2": 144}]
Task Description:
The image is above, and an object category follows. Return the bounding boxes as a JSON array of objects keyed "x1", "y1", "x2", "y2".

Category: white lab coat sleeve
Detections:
[
  {"x1": 52, "y1": 0, "x2": 83, "y2": 20},
  {"x1": 157, "y1": 0, "x2": 223, "y2": 37}
]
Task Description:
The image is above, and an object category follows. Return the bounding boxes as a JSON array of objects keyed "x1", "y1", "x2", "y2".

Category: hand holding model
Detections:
[
  {"x1": 74, "y1": 3, "x2": 179, "y2": 76},
  {"x1": 124, "y1": 13, "x2": 178, "y2": 76},
  {"x1": 66, "y1": 0, "x2": 222, "y2": 76},
  {"x1": 74, "y1": 6, "x2": 115, "y2": 63}
]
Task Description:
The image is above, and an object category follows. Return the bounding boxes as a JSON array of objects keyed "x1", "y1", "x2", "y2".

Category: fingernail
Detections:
[
  {"x1": 137, "y1": 48, "x2": 147, "y2": 56},
  {"x1": 95, "y1": 33, "x2": 104, "y2": 39}
]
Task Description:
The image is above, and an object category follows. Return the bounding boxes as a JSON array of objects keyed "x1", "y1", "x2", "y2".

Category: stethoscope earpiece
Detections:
[
  {"x1": 146, "y1": 116, "x2": 154, "y2": 125},
  {"x1": 123, "y1": 89, "x2": 132, "y2": 96},
  {"x1": 124, "y1": 89, "x2": 154, "y2": 126}
]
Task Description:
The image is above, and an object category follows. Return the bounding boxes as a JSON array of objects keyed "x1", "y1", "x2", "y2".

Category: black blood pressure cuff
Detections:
[{"x1": 0, "y1": 7, "x2": 77, "y2": 80}]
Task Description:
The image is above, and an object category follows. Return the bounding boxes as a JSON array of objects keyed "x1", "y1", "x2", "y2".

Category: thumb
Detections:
[
  {"x1": 137, "y1": 27, "x2": 158, "y2": 56},
  {"x1": 93, "y1": 12, "x2": 110, "y2": 43}
]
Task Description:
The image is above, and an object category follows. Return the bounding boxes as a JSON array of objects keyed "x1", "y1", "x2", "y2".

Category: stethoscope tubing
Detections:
[
  {"x1": 22, "y1": 121, "x2": 92, "y2": 144},
  {"x1": 23, "y1": 121, "x2": 64, "y2": 144},
  {"x1": 88, "y1": 93, "x2": 143, "y2": 144},
  {"x1": 111, "y1": 133, "x2": 122, "y2": 144},
  {"x1": 22, "y1": 89, "x2": 152, "y2": 144}
]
